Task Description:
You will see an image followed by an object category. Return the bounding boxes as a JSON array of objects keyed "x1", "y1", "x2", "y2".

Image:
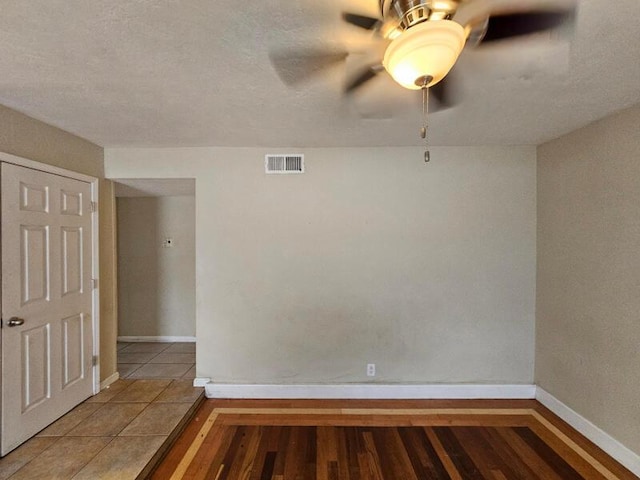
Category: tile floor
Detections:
[
  {"x1": 0, "y1": 342, "x2": 203, "y2": 479},
  {"x1": 117, "y1": 342, "x2": 196, "y2": 380}
]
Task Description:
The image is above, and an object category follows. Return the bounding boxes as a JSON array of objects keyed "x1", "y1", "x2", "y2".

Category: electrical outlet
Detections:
[{"x1": 367, "y1": 363, "x2": 375, "y2": 377}]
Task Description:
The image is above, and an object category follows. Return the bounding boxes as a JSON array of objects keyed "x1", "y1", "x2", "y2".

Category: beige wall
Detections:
[
  {"x1": 106, "y1": 146, "x2": 537, "y2": 385},
  {"x1": 99, "y1": 180, "x2": 118, "y2": 381},
  {"x1": 537, "y1": 104, "x2": 640, "y2": 455},
  {"x1": 0, "y1": 105, "x2": 103, "y2": 177},
  {"x1": 117, "y1": 196, "x2": 196, "y2": 337},
  {"x1": 0, "y1": 104, "x2": 117, "y2": 383}
]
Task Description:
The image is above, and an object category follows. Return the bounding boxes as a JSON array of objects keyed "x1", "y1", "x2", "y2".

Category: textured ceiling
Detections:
[{"x1": 0, "y1": 0, "x2": 639, "y2": 148}]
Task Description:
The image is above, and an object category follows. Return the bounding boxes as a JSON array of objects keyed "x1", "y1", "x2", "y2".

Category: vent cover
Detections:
[{"x1": 265, "y1": 154, "x2": 304, "y2": 174}]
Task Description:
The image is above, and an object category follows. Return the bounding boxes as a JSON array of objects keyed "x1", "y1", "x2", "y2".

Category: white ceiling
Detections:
[
  {"x1": 0, "y1": 0, "x2": 639, "y2": 148},
  {"x1": 114, "y1": 178, "x2": 195, "y2": 197}
]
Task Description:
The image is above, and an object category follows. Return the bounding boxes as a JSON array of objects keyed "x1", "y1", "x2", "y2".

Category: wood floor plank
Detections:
[
  {"x1": 434, "y1": 426, "x2": 484, "y2": 479},
  {"x1": 283, "y1": 425, "x2": 312, "y2": 480},
  {"x1": 353, "y1": 427, "x2": 380, "y2": 480},
  {"x1": 216, "y1": 413, "x2": 533, "y2": 428},
  {"x1": 371, "y1": 427, "x2": 419, "y2": 480},
  {"x1": 491, "y1": 426, "x2": 563, "y2": 480},
  {"x1": 306, "y1": 426, "x2": 319, "y2": 480},
  {"x1": 360, "y1": 430, "x2": 386, "y2": 480},
  {"x1": 453, "y1": 426, "x2": 513, "y2": 479},
  {"x1": 273, "y1": 426, "x2": 292, "y2": 477},
  {"x1": 424, "y1": 426, "x2": 464, "y2": 480},
  {"x1": 317, "y1": 426, "x2": 338, "y2": 480},
  {"x1": 249, "y1": 426, "x2": 278, "y2": 480},
  {"x1": 178, "y1": 421, "x2": 229, "y2": 480},
  {"x1": 343, "y1": 427, "x2": 361, "y2": 480},
  {"x1": 260, "y1": 451, "x2": 276, "y2": 480},
  {"x1": 398, "y1": 425, "x2": 450, "y2": 479},
  {"x1": 236, "y1": 426, "x2": 263, "y2": 480},
  {"x1": 514, "y1": 426, "x2": 586, "y2": 479},
  {"x1": 335, "y1": 427, "x2": 352, "y2": 480},
  {"x1": 395, "y1": 427, "x2": 430, "y2": 478},
  {"x1": 192, "y1": 425, "x2": 237, "y2": 480},
  {"x1": 216, "y1": 425, "x2": 254, "y2": 480}
]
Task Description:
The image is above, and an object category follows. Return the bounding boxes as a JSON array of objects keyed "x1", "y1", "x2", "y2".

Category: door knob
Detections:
[{"x1": 7, "y1": 317, "x2": 24, "y2": 327}]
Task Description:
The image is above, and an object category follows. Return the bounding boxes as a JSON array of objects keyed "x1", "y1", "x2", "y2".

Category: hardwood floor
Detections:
[{"x1": 149, "y1": 400, "x2": 637, "y2": 480}]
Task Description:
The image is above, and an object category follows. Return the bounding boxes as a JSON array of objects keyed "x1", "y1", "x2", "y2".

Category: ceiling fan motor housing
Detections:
[
  {"x1": 383, "y1": 19, "x2": 466, "y2": 89},
  {"x1": 381, "y1": 0, "x2": 462, "y2": 29}
]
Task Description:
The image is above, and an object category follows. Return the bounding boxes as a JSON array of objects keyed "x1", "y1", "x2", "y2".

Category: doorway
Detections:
[{"x1": 113, "y1": 179, "x2": 195, "y2": 380}]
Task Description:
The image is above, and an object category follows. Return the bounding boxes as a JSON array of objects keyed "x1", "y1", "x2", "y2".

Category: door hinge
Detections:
[
  {"x1": 92, "y1": 278, "x2": 98, "y2": 289},
  {"x1": 91, "y1": 201, "x2": 97, "y2": 213},
  {"x1": 92, "y1": 355, "x2": 98, "y2": 366}
]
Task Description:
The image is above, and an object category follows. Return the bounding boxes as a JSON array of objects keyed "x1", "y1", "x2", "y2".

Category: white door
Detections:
[{"x1": 1, "y1": 162, "x2": 95, "y2": 455}]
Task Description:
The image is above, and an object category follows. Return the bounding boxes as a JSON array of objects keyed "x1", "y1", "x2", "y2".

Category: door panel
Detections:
[
  {"x1": 20, "y1": 183, "x2": 49, "y2": 213},
  {"x1": 1, "y1": 162, "x2": 95, "y2": 455},
  {"x1": 22, "y1": 324, "x2": 51, "y2": 411},
  {"x1": 61, "y1": 313, "x2": 85, "y2": 387},
  {"x1": 21, "y1": 225, "x2": 50, "y2": 305},
  {"x1": 60, "y1": 190, "x2": 82, "y2": 216},
  {"x1": 61, "y1": 227, "x2": 83, "y2": 296}
]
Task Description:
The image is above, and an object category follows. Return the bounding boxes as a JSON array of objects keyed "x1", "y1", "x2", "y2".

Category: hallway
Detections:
[{"x1": 117, "y1": 342, "x2": 196, "y2": 380}]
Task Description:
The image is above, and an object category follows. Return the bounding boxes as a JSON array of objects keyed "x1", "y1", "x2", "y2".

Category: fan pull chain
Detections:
[{"x1": 421, "y1": 79, "x2": 430, "y2": 163}]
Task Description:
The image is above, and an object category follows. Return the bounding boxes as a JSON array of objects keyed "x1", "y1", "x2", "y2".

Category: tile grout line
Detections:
[
  {"x1": 122, "y1": 363, "x2": 143, "y2": 379},
  {"x1": 137, "y1": 350, "x2": 165, "y2": 373},
  {"x1": 120, "y1": 342, "x2": 166, "y2": 379},
  {"x1": 11, "y1": 434, "x2": 117, "y2": 480},
  {"x1": 66, "y1": 436, "x2": 116, "y2": 480},
  {"x1": 5, "y1": 435, "x2": 65, "y2": 477},
  {"x1": 64, "y1": 381, "x2": 175, "y2": 479}
]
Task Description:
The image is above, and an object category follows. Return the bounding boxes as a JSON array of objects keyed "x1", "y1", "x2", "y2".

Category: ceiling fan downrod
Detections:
[{"x1": 420, "y1": 75, "x2": 433, "y2": 163}]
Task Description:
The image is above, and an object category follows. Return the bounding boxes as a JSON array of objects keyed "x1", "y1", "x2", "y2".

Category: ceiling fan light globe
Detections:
[{"x1": 383, "y1": 20, "x2": 466, "y2": 90}]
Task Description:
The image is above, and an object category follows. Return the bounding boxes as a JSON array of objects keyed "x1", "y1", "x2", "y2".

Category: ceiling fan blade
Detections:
[
  {"x1": 269, "y1": 49, "x2": 349, "y2": 86},
  {"x1": 342, "y1": 12, "x2": 381, "y2": 31},
  {"x1": 345, "y1": 65, "x2": 385, "y2": 94},
  {"x1": 480, "y1": 9, "x2": 576, "y2": 43}
]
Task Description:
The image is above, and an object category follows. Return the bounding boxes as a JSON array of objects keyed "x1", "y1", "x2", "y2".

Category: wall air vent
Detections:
[{"x1": 265, "y1": 154, "x2": 304, "y2": 174}]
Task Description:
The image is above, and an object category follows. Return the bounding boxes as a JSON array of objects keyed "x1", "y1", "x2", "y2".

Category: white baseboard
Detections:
[
  {"x1": 193, "y1": 377, "x2": 211, "y2": 388},
  {"x1": 536, "y1": 387, "x2": 640, "y2": 477},
  {"x1": 117, "y1": 336, "x2": 196, "y2": 343},
  {"x1": 100, "y1": 372, "x2": 120, "y2": 390},
  {"x1": 204, "y1": 383, "x2": 536, "y2": 400}
]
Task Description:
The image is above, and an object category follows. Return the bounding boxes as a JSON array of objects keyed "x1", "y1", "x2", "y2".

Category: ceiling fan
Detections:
[
  {"x1": 270, "y1": 0, "x2": 576, "y2": 159},
  {"x1": 272, "y1": 0, "x2": 576, "y2": 97}
]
